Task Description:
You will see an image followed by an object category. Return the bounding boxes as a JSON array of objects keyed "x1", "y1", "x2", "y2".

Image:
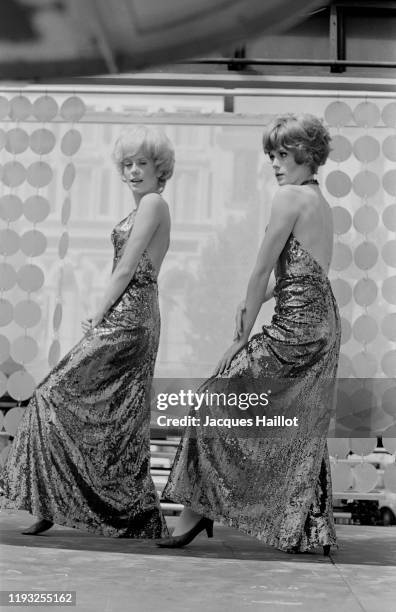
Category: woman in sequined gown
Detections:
[
  {"x1": 2, "y1": 126, "x2": 175, "y2": 538},
  {"x1": 159, "y1": 114, "x2": 341, "y2": 554}
]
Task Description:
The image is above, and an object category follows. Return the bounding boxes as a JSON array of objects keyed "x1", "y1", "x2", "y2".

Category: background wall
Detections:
[{"x1": 0, "y1": 88, "x2": 395, "y2": 459}]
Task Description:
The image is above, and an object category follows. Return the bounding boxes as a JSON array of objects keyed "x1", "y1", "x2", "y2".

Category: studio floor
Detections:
[{"x1": 0, "y1": 511, "x2": 395, "y2": 612}]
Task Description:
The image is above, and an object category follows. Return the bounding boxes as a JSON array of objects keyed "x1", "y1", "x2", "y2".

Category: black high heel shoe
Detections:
[
  {"x1": 323, "y1": 545, "x2": 330, "y2": 556},
  {"x1": 156, "y1": 517, "x2": 213, "y2": 548},
  {"x1": 22, "y1": 519, "x2": 54, "y2": 535}
]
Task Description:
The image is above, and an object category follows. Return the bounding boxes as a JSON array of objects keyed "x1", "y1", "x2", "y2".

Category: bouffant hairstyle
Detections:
[
  {"x1": 262, "y1": 114, "x2": 331, "y2": 173},
  {"x1": 113, "y1": 125, "x2": 175, "y2": 191}
]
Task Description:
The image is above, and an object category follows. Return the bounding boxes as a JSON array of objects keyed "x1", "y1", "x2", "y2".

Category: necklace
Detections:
[{"x1": 301, "y1": 178, "x2": 318, "y2": 186}]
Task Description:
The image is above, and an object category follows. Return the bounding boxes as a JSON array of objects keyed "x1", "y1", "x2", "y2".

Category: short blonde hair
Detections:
[
  {"x1": 262, "y1": 113, "x2": 331, "y2": 173},
  {"x1": 113, "y1": 125, "x2": 175, "y2": 190}
]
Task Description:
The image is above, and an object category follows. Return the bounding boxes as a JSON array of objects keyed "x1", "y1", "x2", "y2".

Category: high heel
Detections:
[
  {"x1": 323, "y1": 544, "x2": 330, "y2": 556},
  {"x1": 156, "y1": 517, "x2": 213, "y2": 548},
  {"x1": 21, "y1": 519, "x2": 54, "y2": 535}
]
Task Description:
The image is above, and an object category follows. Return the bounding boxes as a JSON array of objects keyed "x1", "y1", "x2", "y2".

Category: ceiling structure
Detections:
[{"x1": 0, "y1": 0, "x2": 326, "y2": 80}]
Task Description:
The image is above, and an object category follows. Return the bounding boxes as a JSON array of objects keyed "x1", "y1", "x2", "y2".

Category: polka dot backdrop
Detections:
[
  {"x1": 0, "y1": 90, "x2": 395, "y2": 468},
  {"x1": 325, "y1": 98, "x2": 396, "y2": 458},
  {"x1": 0, "y1": 94, "x2": 85, "y2": 446}
]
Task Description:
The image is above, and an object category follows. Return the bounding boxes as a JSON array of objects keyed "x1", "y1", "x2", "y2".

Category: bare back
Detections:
[
  {"x1": 145, "y1": 198, "x2": 171, "y2": 277},
  {"x1": 292, "y1": 185, "x2": 333, "y2": 275}
]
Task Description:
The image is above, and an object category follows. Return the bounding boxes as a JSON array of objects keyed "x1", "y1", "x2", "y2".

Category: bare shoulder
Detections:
[
  {"x1": 272, "y1": 185, "x2": 304, "y2": 214},
  {"x1": 138, "y1": 193, "x2": 170, "y2": 219}
]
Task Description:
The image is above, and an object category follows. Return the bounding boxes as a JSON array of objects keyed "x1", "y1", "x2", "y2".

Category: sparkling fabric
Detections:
[
  {"x1": 1, "y1": 211, "x2": 168, "y2": 538},
  {"x1": 163, "y1": 233, "x2": 341, "y2": 552}
]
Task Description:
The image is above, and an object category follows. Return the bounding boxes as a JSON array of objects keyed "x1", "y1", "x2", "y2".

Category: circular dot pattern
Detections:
[
  {"x1": 63, "y1": 163, "x2": 76, "y2": 189},
  {"x1": 333, "y1": 206, "x2": 352, "y2": 234},
  {"x1": 382, "y1": 351, "x2": 396, "y2": 377},
  {"x1": 61, "y1": 197, "x2": 71, "y2": 225},
  {"x1": 382, "y1": 102, "x2": 396, "y2": 128},
  {"x1": 0, "y1": 263, "x2": 17, "y2": 291},
  {"x1": 5, "y1": 128, "x2": 29, "y2": 154},
  {"x1": 353, "y1": 135, "x2": 380, "y2": 162},
  {"x1": 325, "y1": 101, "x2": 352, "y2": 126},
  {"x1": 11, "y1": 336, "x2": 38, "y2": 363},
  {"x1": 329, "y1": 134, "x2": 352, "y2": 162},
  {"x1": 383, "y1": 170, "x2": 396, "y2": 196},
  {"x1": 337, "y1": 353, "x2": 353, "y2": 377},
  {"x1": 353, "y1": 206, "x2": 379, "y2": 234},
  {"x1": 381, "y1": 314, "x2": 396, "y2": 341},
  {"x1": 353, "y1": 171, "x2": 380, "y2": 198},
  {"x1": 331, "y1": 278, "x2": 352, "y2": 307},
  {"x1": 48, "y1": 339, "x2": 61, "y2": 367},
  {"x1": 61, "y1": 129, "x2": 82, "y2": 156},
  {"x1": 20, "y1": 230, "x2": 47, "y2": 257},
  {"x1": 2, "y1": 161, "x2": 26, "y2": 187},
  {"x1": 0, "y1": 229, "x2": 20, "y2": 256},
  {"x1": 0, "y1": 97, "x2": 10, "y2": 119},
  {"x1": 382, "y1": 135, "x2": 396, "y2": 162},
  {"x1": 0, "y1": 335, "x2": 10, "y2": 363},
  {"x1": 326, "y1": 170, "x2": 351, "y2": 197},
  {"x1": 53, "y1": 303, "x2": 63, "y2": 331},
  {"x1": 0, "y1": 194, "x2": 23, "y2": 222},
  {"x1": 60, "y1": 96, "x2": 86, "y2": 122},
  {"x1": 30, "y1": 128, "x2": 56, "y2": 155},
  {"x1": 7, "y1": 371, "x2": 35, "y2": 402},
  {"x1": 23, "y1": 195, "x2": 50, "y2": 223},
  {"x1": 27, "y1": 161, "x2": 53, "y2": 188},
  {"x1": 332, "y1": 242, "x2": 353, "y2": 271},
  {"x1": 382, "y1": 205, "x2": 396, "y2": 231},
  {"x1": 354, "y1": 278, "x2": 378, "y2": 306},
  {"x1": 17, "y1": 264, "x2": 45, "y2": 292},
  {"x1": 58, "y1": 232, "x2": 69, "y2": 259},
  {"x1": 382, "y1": 241, "x2": 396, "y2": 267},
  {"x1": 353, "y1": 101, "x2": 380, "y2": 127},
  {"x1": 340, "y1": 317, "x2": 352, "y2": 344},
  {"x1": 9, "y1": 96, "x2": 32, "y2": 121},
  {"x1": 0, "y1": 299, "x2": 13, "y2": 326},
  {"x1": 382, "y1": 276, "x2": 396, "y2": 304},
  {"x1": 352, "y1": 351, "x2": 377, "y2": 377},
  {"x1": 354, "y1": 241, "x2": 378, "y2": 270},
  {"x1": 14, "y1": 300, "x2": 41, "y2": 328},
  {"x1": 32, "y1": 95, "x2": 58, "y2": 121},
  {"x1": 4, "y1": 406, "x2": 25, "y2": 433},
  {"x1": 352, "y1": 314, "x2": 378, "y2": 343}
]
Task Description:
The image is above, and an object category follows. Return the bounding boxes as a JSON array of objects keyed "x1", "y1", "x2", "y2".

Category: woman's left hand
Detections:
[
  {"x1": 81, "y1": 313, "x2": 103, "y2": 333},
  {"x1": 213, "y1": 339, "x2": 247, "y2": 376}
]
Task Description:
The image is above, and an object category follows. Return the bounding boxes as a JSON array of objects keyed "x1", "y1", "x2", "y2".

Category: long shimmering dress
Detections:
[
  {"x1": 2, "y1": 211, "x2": 168, "y2": 538},
  {"x1": 163, "y1": 233, "x2": 341, "y2": 552}
]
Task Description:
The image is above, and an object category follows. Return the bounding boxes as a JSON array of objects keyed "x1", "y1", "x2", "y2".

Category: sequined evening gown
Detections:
[
  {"x1": 163, "y1": 233, "x2": 341, "y2": 552},
  {"x1": 1, "y1": 211, "x2": 168, "y2": 538}
]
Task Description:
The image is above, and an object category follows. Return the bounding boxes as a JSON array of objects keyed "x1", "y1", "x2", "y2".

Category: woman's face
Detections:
[
  {"x1": 122, "y1": 151, "x2": 160, "y2": 197},
  {"x1": 268, "y1": 148, "x2": 311, "y2": 186}
]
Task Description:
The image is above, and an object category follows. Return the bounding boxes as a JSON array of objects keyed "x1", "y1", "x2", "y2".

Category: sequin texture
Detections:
[
  {"x1": 163, "y1": 233, "x2": 341, "y2": 552},
  {"x1": 1, "y1": 211, "x2": 168, "y2": 538}
]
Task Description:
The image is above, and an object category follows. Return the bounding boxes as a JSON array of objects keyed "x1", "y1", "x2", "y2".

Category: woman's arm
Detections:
[
  {"x1": 234, "y1": 273, "x2": 276, "y2": 339},
  {"x1": 90, "y1": 193, "x2": 165, "y2": 326},
  {"x1": 238, "y1": 187, "x2": 300, "y2": 341},
  {"x1": 215, "y1": 186, "x2": 301, "y2": 374}
]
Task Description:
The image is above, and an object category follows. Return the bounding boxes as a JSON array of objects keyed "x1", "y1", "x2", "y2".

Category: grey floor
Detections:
[{"x1": 1, "y1": 511, "x2": 395, "y2": 612}]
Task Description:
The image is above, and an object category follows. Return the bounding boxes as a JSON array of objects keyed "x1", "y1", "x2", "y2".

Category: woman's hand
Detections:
[
  {"x1": 81, "y1": 313, "x2": 103, "y2": 334},
  {"x1": 213, "y1": 339, "x2": 247, "y2": 376},
  {"x1": 233, "y1": 300, "x2": 246, "y2": 341}
]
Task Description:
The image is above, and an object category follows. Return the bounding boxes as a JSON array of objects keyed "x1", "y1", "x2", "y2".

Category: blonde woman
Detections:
[{"x1": 2, "y1": 126, "x2": 175, "y2": 539}]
